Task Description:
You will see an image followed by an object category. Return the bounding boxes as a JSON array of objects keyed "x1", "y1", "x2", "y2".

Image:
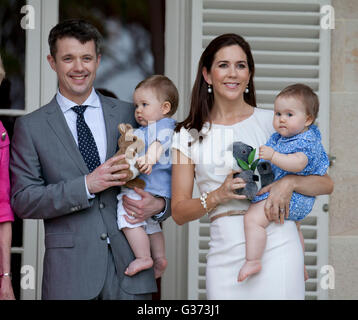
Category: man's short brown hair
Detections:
[
  {"x1": 48, "y1": 19, "x2": 102, "y2": 59},
  {"x1": 276, "y1": 83, "x2": 319, "y2": 122},
  {"x1": 135, "y1": 75, "x2": 179, "y2": 117}
]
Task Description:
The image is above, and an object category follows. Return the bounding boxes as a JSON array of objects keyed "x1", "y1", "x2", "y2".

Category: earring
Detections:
[
  {"x1": 208, "y1": 84, "x2": 212, "y2": 94},
  {"x1": 245, "y1": 86, "x2": 249, "y2": 94}
]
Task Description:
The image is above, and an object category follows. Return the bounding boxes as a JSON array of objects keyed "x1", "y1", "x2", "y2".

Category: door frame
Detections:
[{"x1": 5, "y1": 0, "x2": 59, "y2": 300}]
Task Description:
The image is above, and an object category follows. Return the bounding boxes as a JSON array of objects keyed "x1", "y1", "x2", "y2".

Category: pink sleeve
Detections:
[{"x1": 0, "y1": 123, "x2": 14, "y2": 223}]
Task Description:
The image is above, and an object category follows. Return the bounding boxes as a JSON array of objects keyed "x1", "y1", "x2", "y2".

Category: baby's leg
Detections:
[
  {"x1": 123, "y1": 227, "x2": 153, "y2": 276},
  {"x1": 149, "y1": 232, "x2": 168, "y2": 279},
  {"x1": 238, "y1": 200, "x2": 270, "y2": 282},
  {"x1": 296, "y1": 222, "x2": 309, "y2": 281}
]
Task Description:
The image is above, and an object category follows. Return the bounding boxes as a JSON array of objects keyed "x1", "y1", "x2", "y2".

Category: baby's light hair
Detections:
[
  {"x1": 135, "y1": 75, "x2": 179, "y2": 117},
  {"x1": 276, "y1": 83, "x2": 319, "y2": 123}
]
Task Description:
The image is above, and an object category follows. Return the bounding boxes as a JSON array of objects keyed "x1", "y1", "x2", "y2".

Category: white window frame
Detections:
[{"x1": 161, "y1": 0, "x2": 192, "y2": 300}]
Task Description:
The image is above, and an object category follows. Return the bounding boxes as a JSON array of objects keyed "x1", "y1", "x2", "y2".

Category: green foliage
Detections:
[
  {"x1": 237, "y1": 159, "x2": 250, "y2": 170},
  {"x1": 236, "y1": 148, "x2": 259, "y2": 171},
  {"x1": 250, "y1": 159, "x2": 260, "y2": 172}
]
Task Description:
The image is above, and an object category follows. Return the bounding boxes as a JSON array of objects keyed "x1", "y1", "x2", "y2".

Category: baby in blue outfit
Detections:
[
  {"x1": 117, "y1": 75, "x2": 178, "y2": 279},
  {"x1": 238, "y1": 84, "x2": 329, "y2": 282}
]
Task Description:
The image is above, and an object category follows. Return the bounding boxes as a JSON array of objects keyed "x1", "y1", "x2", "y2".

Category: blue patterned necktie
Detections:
[{"x1": 72, "y1": 105, "x2": 101, "y2": 172}]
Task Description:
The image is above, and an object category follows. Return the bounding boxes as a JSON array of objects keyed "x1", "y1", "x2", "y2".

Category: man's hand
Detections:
[
  {"x1": 123, "y1": 187, "x2": 165, "y2": 224},
  {"x1": 86, "y1": 155, "x2": 129, "y2": 194},
  {"x1": 259, "y1": 145, "x2": 275, "y2": 161}
]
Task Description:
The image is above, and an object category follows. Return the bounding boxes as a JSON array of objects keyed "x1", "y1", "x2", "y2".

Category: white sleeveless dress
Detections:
[{"x1": 172, "y1": 108, "x2": 305, "y2": 300}]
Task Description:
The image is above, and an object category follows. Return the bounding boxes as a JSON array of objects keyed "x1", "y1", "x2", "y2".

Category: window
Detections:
[{"x1": 59, "y1": 0, "x2": 165, "y2": 102}]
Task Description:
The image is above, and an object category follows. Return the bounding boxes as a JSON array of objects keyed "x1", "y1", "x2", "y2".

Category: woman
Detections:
[
  {"x1": 0, "y1": 55, "x2": 15, "y2": 300},
  {"x1": 171, "y1": 34, "x2": 333, "y2": 299}
]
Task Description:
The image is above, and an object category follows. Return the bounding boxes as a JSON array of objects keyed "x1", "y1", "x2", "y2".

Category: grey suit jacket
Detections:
[{"x1": 10, "y1": 93, "x2": 170, "y2": 299}]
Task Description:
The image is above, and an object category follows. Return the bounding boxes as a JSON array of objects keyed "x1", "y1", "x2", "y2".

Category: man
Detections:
[{"x1": 10, "y1": 19, "x2": 170, "y2": 300}]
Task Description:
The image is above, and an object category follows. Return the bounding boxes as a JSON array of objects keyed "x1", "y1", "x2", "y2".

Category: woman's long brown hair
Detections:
[{"x1": 175, "y1": 34, "x2": 256, "y2": 135}]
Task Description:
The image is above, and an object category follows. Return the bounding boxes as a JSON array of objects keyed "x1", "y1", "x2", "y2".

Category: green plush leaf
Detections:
[
  {"x1": 250, "y1": 159, "x2": 260, "y2": 172},
  {"x1": 237, "y1": 158, "x2": 250, "y2": 170},
  {"x1": 248, "y1": 148, "x2": 256, "y2": 164}
]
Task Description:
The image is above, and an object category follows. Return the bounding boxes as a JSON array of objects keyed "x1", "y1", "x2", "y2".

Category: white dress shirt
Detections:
[
  {"x1": 56, "y1": 88, "x2": 107, "y2": 164},
  {"x1": 56, "y1": 88, "x2": 106, "y2": 198}
]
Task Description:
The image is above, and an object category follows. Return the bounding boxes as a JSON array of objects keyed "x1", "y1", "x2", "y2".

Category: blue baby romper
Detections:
[{"x1": 252, "y1": 125, "x2": 329, "y2": 221}]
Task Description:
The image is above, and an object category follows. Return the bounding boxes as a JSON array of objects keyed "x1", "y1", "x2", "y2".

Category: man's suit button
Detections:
[
  {"x1": 100, "y1": 233, "x2": 107, "y2": 240},
  {"x1": 99, "y1": 203, "x2": 105, "y2": 209}
]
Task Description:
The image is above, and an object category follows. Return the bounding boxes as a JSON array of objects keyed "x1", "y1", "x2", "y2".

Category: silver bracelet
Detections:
[{"x1": 200, "y1": 191, "x2": 212, "y2": 213}]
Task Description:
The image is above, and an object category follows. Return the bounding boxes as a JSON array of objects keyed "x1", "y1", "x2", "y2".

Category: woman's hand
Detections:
[
  {"x1": 212, "y1": 170, "x2": 248, "y2": 204},
  {"x1": 0, "y1": 276, "x2": 15, "y2": 300},
  {"x1": 257, "y1": 175, "x2": 294, "y2": 224}
]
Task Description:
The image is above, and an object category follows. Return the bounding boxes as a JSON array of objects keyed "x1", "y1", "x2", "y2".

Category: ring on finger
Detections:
[{"x1": 279, "y1": 208, "x2": 285, "y2": 214}]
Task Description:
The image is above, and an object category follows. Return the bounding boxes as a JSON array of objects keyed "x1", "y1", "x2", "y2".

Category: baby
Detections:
[
  {"x1": 238, "y1": 83, "x2": 329, "y2": 282},
  {"x1": 117, "y1": 75, "x2": 178, "y2": 279}
]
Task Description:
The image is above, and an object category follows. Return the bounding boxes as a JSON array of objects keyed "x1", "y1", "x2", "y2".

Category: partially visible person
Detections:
[
  {"x1": 238, "y1": 84, "x2": 329, "y2": 282},
  {"x1": 0, "y1": 54, "x2": 15, "y2": 300},
  {"x1": 117, "y1": 75, "x2": 178, "y2": 279}
]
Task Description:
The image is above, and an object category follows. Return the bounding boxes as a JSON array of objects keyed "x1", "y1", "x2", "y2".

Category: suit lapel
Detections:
[
  {"x1": 99, "y1": 93, "x2": 122, "y2": 161},
  {"x1": 45, "y1": 97, "x2": 89, "y2": 175},
  {"x1": 45, "y1": 93, "x2": 123, "y2": 174}
]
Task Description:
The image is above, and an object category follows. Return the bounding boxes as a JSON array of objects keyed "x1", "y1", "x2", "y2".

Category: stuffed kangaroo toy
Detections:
[{"x1": 113, "y1": 123, "x2": 146, "y2": 189}]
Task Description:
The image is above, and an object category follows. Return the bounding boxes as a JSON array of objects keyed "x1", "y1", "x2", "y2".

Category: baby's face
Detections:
[
  {"x1": 133, "y1": 87, "x2": 167, "y2": 127},
  {"x1": 273, "y1": 96, "x2": 312, "y2": 137}
]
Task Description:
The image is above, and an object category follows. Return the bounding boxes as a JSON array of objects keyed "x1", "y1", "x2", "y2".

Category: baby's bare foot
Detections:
[
  {"x1": 238, "y1": 260, "x2": 262, "y2": 282},
  {"x1": 125, "y1": 257, "x2": 153, "y2": 276},
  {"x1": 153, "y1": 257, "x2": 168, "y2": 279}
]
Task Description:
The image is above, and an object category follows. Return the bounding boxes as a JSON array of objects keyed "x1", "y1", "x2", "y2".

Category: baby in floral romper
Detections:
[{"x1": 238, "y1": 84, "x2": 329, "y2": 282}]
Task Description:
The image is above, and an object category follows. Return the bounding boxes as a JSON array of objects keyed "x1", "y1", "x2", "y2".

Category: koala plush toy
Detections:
[
  {"x1": 113, "y1": 123, "x2": 146, "y2": 189},
  {"x1": 232, "y1": 141, "x2": 274, "y2": 200}
]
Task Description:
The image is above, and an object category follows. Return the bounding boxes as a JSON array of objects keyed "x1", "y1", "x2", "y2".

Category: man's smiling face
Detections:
[{"x1": 47, "y1": 37, "x2": 101, "y2": 104}]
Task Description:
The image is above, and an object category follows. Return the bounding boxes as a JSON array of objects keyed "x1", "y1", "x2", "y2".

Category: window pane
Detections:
[
  {"x1": 0, "y1": 0, "x2": 26, "y2": 111},
  {"x1": 59, "y1": 0, "x2": 165, "y2": 102}
]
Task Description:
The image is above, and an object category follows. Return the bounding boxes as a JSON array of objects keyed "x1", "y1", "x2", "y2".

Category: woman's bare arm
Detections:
[
  {"x1": 171, "y1": 149, "x2": 246, "y2": 225},
  {"x1": 0, "y1": 222, "x2": 15, "y2": 300},
  {"x1": 290, "y1": 173, "x2": 334, "y2": 196},
  {"x1": 257, "y1": 173, "x2": 334, "y2": 223}
]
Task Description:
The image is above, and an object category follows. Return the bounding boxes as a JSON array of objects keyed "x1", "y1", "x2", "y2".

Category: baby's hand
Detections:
[
  {"x1": 259, "y1": 146, "x2": 275, "y2": 161},
  {"x1": 136, "y1": 156, "x2": 152, "y2": 175}
]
